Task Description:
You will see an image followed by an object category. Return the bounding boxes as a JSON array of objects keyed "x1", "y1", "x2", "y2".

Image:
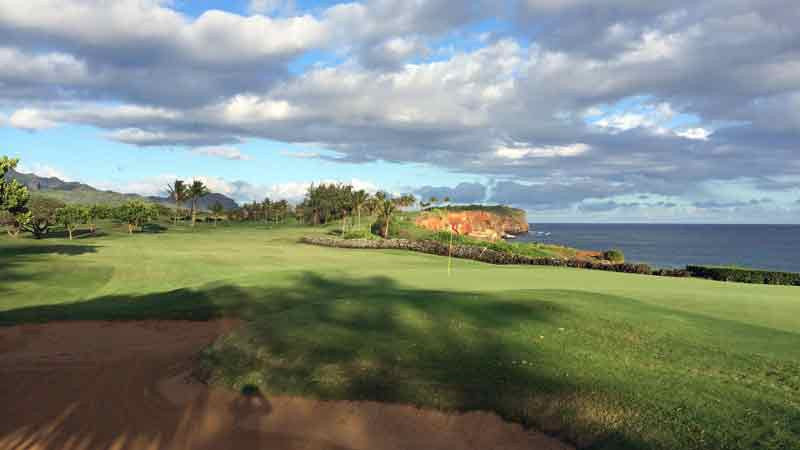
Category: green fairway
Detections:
[{"x1": 2, "y1": 223, "x2": 799, "y2": 450}]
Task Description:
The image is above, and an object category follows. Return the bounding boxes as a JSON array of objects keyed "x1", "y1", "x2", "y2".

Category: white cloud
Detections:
[
  {"x1": 0, "y1": 1, "x2": 328, "y2": 64},
  {"x1": 495, "y1": 143, "x2": 590, "y2": 159},
  {"x1": 218, "y1": 95, "x2": 298, "y2": 123},
  {"x1": 0, "y1": 47, "x2": 90, "y2": 84},
  {"x1": 16, "y1": 162, "x2": 72, "y2": 181},
  {"x1": 591, "y1": 102, "x2": 676, "y2": 133},
  {"x1": 0, "y1": 0, "x2": 799, "y2": 222},
  {"x1": 93, "y1": 174, "x2": 176, "y2": 197},
  {"x1": 594, "y1": 113, "x2": 653, "y2": 132},
  {"x1": 676, "y1": 127, "x2": 712, "y2": 140},
  {"x1": 192, "y1": 146, "x2": 251, "y2": 160},
  {"x1": 9, "y1": 108, "x2": 59, "y2": 130},
  {"x1": 105, "y1": 128, "x2": 234, "y2": 147}
]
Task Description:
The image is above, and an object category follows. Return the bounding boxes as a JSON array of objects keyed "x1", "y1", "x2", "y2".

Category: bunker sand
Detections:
[{"x1": 0, "y1": 320, "x2": 572, "y2": 450}]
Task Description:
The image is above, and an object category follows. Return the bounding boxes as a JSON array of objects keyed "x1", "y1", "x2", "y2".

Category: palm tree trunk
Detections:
[
  {"x1": 191, "y1": 199, "x2": 197, "y2": 227},
  {"x1": 68, "y1": 227, "x2": 73, "y2": 240}
]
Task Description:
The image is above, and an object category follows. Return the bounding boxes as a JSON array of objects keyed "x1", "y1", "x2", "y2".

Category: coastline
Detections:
[{"x1": 519, "y1": 222, "x2": 800, "y2": 272}]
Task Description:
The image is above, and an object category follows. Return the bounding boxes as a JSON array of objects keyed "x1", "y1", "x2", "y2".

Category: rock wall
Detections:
[
  {"x1": 414, "y1": 210, "x2": 529, "y2": 241},
  {"x1": 300, "y1": 236, "x2": 653, "y2": 274}
]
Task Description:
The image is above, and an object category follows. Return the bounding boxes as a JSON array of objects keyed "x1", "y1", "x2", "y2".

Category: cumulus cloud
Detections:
[
  {"x1": 106, "y1": 128, "x2": 239, "y2": 147},
  {"x1": 675, "y1": 128, "x2": 712, "y2": 141},
  {"x1": 16, "y1": 162, "x2": 72, "y2": 180},
  {"x1": 0, "y1": 0, "x2": 799, "y2": 219},
  {"x1": 495, "y1": 143, "x2": 590, "y2": 159},
  {"x1": 9, "y1": 108, "x2": 59, "y2": 130}
]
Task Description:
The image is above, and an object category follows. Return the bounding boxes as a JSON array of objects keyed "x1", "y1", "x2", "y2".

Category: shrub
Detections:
[
  {"x1": 687, "y1": 265, "x2": 800, "y2": 286},
  {"x1": 344, "y1": 230, "x2": 373, "y2": 240},
  {"x1": 603, "y1": 249, "x2": 625, "y2": 263},
  {"x1": 113, "y1": 200, "x2": 158, "y2": 233},
  {"x1": 654, "y1": 268, "x2": 692, "y2": 277}
]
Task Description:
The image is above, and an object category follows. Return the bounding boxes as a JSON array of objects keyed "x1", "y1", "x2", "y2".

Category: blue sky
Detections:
[{"x1": 1, "y1": 0, "x2": 799, "y2": 222}]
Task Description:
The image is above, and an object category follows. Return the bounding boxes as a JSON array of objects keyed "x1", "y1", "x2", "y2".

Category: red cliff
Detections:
[{"x1": 415, "y1": 208, "x2": 529, "y2": 241}]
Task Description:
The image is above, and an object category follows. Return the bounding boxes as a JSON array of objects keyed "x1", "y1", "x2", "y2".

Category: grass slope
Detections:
[{"x1": 1, "y1": 222, "x2": 799, "y2": 450}]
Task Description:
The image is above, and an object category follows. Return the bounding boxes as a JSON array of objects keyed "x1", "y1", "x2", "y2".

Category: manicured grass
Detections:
[{"x1": 2, "y1": 222, "x2": 799, "y2": 450}]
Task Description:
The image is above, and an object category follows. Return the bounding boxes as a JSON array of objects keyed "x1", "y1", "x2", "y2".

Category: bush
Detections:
[
  {"x1": 653, "y1": 268, "x2": 692, "y2": 277},
  {"x1": 344, "y1": 230, "x2": 373, "y2": 240},
  {"x1": 603, "y1": 249, "x2": 625, "y2": 263},
  {"x1": 687, "y1": 265, "x2": 800, "y2": 286}
]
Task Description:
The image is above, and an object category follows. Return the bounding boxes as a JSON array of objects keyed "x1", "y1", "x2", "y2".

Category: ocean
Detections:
[{"x1": 517, "y1": 223, "x2": 800, "y2": 272}]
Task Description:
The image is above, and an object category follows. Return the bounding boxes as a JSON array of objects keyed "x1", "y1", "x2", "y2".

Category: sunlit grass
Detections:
[{"x1": 2, "y1": 222, "x2": 799, "y2": 450}]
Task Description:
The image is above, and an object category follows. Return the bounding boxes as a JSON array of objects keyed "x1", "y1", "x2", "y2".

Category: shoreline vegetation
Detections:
[{"x1": 302, "y1": 235, "x2": 800, "y2": 286}]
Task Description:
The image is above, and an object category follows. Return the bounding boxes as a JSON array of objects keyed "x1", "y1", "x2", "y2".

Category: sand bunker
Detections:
[{"x1": 0, "y1": 320, "x2": 572, "y2": 450}]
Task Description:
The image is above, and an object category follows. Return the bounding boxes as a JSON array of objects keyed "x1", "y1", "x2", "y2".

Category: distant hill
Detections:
[{"x1": 7, "y1": 168, "x2": 239, "y2": 211}]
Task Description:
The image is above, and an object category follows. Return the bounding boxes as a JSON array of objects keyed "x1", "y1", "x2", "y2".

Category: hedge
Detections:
[
  {"x1": 687, "y1": 265, "x2": 800, "y2": 286},
  {"x1": 301, "y1": 236, "x2": 653, "y2": 275}
]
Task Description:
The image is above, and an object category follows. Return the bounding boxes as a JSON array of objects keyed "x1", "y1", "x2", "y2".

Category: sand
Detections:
[{"x1": 0, "y1": 320, "x2": 573, "y2": 450}]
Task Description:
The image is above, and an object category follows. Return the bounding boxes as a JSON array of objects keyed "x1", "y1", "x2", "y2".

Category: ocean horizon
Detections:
[{"x1": 518, "y1": 223, "x2": 800, "y2": 272}]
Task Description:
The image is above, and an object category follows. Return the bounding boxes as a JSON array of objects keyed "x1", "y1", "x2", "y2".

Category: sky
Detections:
[{"x1": 1, "y1": 0, "x2": 799, "y2": 223}]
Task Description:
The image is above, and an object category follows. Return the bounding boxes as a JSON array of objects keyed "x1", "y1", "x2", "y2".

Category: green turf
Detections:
[{"x1": 1, "y1": 222, "x2": 799, "y2": 450}]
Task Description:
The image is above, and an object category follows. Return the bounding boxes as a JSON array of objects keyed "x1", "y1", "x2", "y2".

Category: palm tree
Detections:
[
  {"x1": 275, "y1": 200, "x2": 289, "y2": 223},
  {"x1": 375, "y1": 191, "x2": 398, "y2": 238},
  {"x1": 210, "y1": 201, "x2": 224, "y2": 227},
  {"x1": 337, "y1": 185, "x2": 353, "y2": 234},
  {"x1": 261, "y1": 197, "x2": 272, "y2": 224},
  {"x1": 187, "y1": 180, "x2": 210, "y2": 227},
  {"x1": 398, "y1": 194, "x2": 416, "y2": 209},
  {"x1": 166, "y1": 179, "x2": 188, "y2": 225},
  {"x1": 351, "y1": 190, "x2": 369, "y2": 229}
]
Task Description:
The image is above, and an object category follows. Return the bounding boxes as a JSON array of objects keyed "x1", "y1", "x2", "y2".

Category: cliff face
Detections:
[{"x1": 415, "y1": 208, "x2": 529, "y2": 241}]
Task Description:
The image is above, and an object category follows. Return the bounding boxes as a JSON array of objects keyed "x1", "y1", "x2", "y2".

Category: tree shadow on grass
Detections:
[
  {"x1": 0, "y1": 243, "x2": 98, "y2": 258},
  {"x1": 0, "y1": 272, "x2": 650, "y2": 449},
  {"x1": 32, "y1": 229, "x2": 106, "y2": 240},
  {"x1": 0, "y1": 242, "x2": 100, "y2": 293}
]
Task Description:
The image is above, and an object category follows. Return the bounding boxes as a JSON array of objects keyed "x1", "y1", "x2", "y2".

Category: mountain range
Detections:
[{"x1": 7, "y1": 169, "x2": 239, "y2": 211}]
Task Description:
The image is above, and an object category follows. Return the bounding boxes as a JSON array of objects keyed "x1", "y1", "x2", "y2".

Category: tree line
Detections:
[
  {"x1": 1, "y1": 157, "x2": 178, "y2": 239},
  {"x1": 297, "y1": 183, "x2": 417, "y2": 237},
  {"x1": 2, "y1": 156, "x2": 424, "y2": 240}
]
